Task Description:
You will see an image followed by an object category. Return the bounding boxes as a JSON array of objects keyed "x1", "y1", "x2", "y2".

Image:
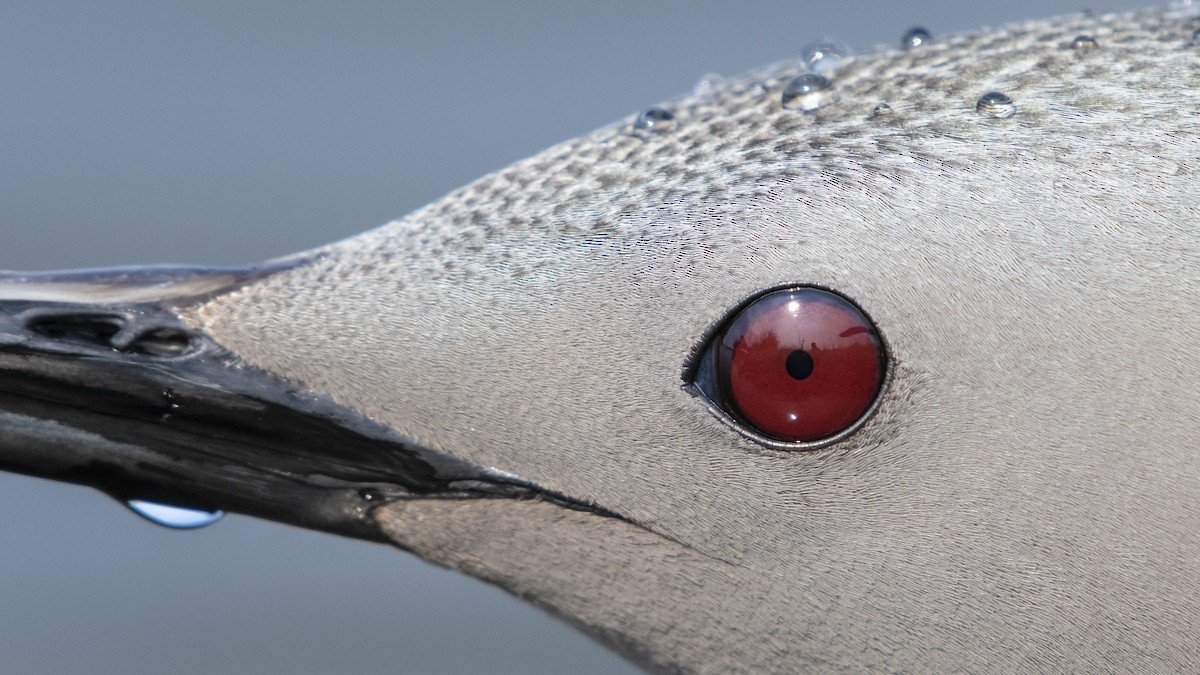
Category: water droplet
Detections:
[
  {"x1": 976, "y1": 91, "x2": 1016, "y2": 118},
  {"x1": 802, "y1": 38, "x2": 851, "y2": 74},
  {"x1": 693, "y1": 73, "x2": 723, "y2": 95},
  {"x1": 872, "y1": 102, "x2": 894, "y2": 117},
  {"x1": 1192, "y1": 27, "x2": 1200, "y2": 45},
  {"x1": 903, "y1": 27, "x2": 932, "y2": 50},
  {"x1": 633, "y1": 107, "x2": 677, "y2": 133},
  {"x1": 158, "y1": 389, "x2": 180, "y2": 422},
  {"x1": 1071, "y1": 35, "x2": 1098, "y2": 55},
  {"x1": 126, "y1": 499, "x2": 224, "y2": 529},
  {"x1": 781, "y1": 73, "x2": 834, "y2": 112},
  {"x1": 358, "y1": 488, "x2": 384, "y2": 502}
]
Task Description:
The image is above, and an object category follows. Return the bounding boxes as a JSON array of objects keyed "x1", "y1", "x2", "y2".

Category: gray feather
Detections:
[
  {"x1": 183, "y1": 7, "x2": 1200, "y2": 673},
  {"x1": 2, "y1": 5, "x2": 1198, "y2": 674}
]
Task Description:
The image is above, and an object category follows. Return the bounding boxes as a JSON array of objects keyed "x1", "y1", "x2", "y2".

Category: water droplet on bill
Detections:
[{"x1": 126, "y1": 499, "x2": 224, "y2": 529}]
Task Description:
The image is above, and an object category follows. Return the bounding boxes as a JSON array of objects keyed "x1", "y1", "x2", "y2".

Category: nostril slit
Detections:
[
  {"x1": 128, "y1": 328, "x2": 196, "y2": 357},
  {"x1": 27, "y1": 314, "x2": 124, "y2": 348}
]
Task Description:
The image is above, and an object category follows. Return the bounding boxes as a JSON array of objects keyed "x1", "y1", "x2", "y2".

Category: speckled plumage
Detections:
[
  {"x1": 3, "y1": 6, "x2": 1198, "y2": 674},
  {"x1": 181, "y1": 7, "x2": 1200, "y2": 672}
]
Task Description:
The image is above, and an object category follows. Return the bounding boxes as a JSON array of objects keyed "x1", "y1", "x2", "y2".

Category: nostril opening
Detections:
[
  {"x1": 127, "y1": 327, "x2": 196, "y2": 357},
  {"x1": 27, "y1": 314, "x2": 124, "y2": 348}
]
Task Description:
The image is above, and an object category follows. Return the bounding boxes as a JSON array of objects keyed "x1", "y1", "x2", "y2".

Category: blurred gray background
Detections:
[{"x1": 0, "y1": 1, "x2": 1146, "y2": 673}]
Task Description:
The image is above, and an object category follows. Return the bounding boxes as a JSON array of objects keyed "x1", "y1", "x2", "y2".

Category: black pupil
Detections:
[{"x1": 785, "y1": 349, "x2": 814, "y2": 380}]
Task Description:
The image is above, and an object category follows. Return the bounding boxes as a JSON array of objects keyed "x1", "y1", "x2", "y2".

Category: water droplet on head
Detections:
[
  {"x1": 976, "y1": 91, "x2": 1016, "y2": 118},
  {"x1": 802, "y1": 38, "x2": 851, "y2": 74},
  {"x1": 693, "y1": 73, "x2": 723, "y2": 95},
  {"x1": 781, "y1": 73, "x2": 834, "y2": 112},
  {"x1": 902, "y1": 27, "x2": 932, "y2": 50},
  {"x1": 126, "y1": 499, "x2": 224, "y2": 529},
  {"x1": 633, "y1": 107, "x2": 677, "y2": 133},
  {"x1": 872, "y1": 102, "x2": 894, "y2": 117},
  {"x1": 1070, "y1": 35, "x2": 1098, "y2": 55}
]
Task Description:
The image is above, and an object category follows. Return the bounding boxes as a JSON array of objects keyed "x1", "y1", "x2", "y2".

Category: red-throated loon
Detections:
[{"x1": 1, "y1": 4, "x2": 1197, "y2": 673}]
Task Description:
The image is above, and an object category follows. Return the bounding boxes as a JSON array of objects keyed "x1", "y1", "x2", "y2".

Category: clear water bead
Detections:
[
  {"x1": 126, "y1": 499, "x2": 225, "y2": 529},
  {"x1": 781, "y1": 73, "x2": 834, "y2": 112},
  {"x1": 976, "y1": 91, "x2": 1016, "y2": 118},
  {"x1": 1071, "y1": 35, "x2": 1098, "y2": 55},
  {"x1": 903, "y1": 27, "x2": 932, "y2": 50},
  {"x1": 693, "y1": 73, "x2": 723, "y2": 95},
  {"x1": 802, "y1": 38, "x2": 851, "y2": 74},
  {"x1": 1192, "y1": 27, "x2": 1200, "y2": 45},
  {"x1": 633, "y1": 107, "x2": 677, "y2": 133},
  {"x1": 358, "y1": 488, "x2": 384, "y2": 502},
  {"x1": 872, "y1": 102, "x2": 894, "y2": 117}
]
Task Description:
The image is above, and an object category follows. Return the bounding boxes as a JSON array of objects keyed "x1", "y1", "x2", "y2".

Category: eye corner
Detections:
[{"x1": 685, "y1": 284, "x2": 889, "y2": 451}]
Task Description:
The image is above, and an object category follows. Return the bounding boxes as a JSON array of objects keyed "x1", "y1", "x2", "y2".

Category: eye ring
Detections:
[{"x1": 685, "y1": 285, "x2": 891, "y2": 451}]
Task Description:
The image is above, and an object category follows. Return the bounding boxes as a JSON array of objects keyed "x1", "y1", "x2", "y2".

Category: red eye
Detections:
[{"x1": 716, "y1": 288, "x2": 885, "y2": 443}]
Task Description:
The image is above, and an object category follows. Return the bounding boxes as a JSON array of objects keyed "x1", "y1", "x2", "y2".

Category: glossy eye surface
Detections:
[{"x1": 695, "y1": 287, "x2": 885, "y2": 446}]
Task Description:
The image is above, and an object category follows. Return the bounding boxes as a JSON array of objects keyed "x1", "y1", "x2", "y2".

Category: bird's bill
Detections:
[{"x1": 0, "y1": 265, "x2": 521, "y2": 540}]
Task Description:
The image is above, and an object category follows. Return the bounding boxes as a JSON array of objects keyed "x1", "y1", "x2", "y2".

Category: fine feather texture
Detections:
[{"x1": 191, "y1": 7, "x2": 1200, "y2": 673}]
